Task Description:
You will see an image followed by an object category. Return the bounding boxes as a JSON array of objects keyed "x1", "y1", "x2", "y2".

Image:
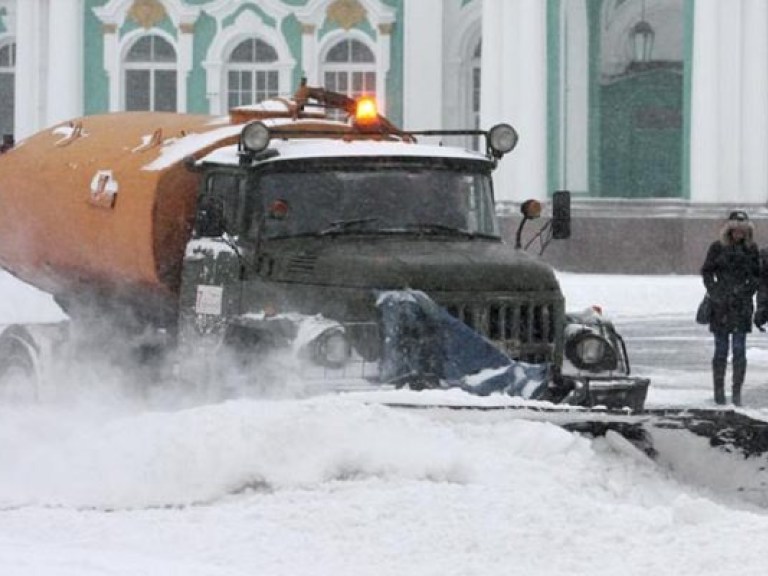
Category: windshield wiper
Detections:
[
  {"x1": 402, "y1": 223, "x2": 477, "y2": 238},
  {"x1": 319, "y1": 217, "x2": 380, "y2": 236}
]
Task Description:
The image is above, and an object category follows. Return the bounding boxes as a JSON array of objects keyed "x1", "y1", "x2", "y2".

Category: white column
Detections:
[
  {"x1": 561, "y1": 0, "x2": 589, "y2": 195},
  {"x1": 740, "y1": 0, "x2": 768, "y2": 203},
  {"x1": 177, "y1": 25, "x2": 194, "y2": 114},
  {"x1": 480, "y1": 0, "x2": 503, "y2": 127},
  {"x1": 46, "y1": 0, "x2": 82, "y2": 125},
  {"x1": 482, "y1": 0, "x2": 548, "y2": 203},
  {"x1": 14, "y1": 0, "x2": 46, "y2": 139},
  {"x1": 690, "y1": 0, "x2": 747, "y2": 204},
  {"x1": 403, "y1": 0, "x2": 443, "y2": 130},
  {"x1": 104, "y1": 26, "x2": 120, "y2": 112},
  {"x1": 717, "y1": 0, "x2": 743, "y2": 200},
  {"x1": 300, "y1": 24, "x2": 318, "y2": 86},
  {"x1": 376, "y1": 24, "x2": 392, "y2": 116},
  {"x1": 689, "y1": 0, "x2": 721, "y2": 202}
]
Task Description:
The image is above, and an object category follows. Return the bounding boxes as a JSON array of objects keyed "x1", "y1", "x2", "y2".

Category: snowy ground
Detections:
[{"x1": 1, "y1": 270, "x2": 768, "y2": 575}]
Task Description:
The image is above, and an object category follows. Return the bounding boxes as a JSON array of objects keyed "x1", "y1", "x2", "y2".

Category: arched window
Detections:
[
  {"x1": 124, "y1": 35, "x2": 177, "y2": 112},
  {"x1": 470, "y1": 40, "x2": 482, "y2": 151},
  {"x1": 323, "y1": 39, "x2": 376, "y2": 98},
  {"x1": 0, "y1": 41, "x2": 15, "y2": 138},
  {"x1": 226, "y1": 38, "x2": 279, "y2": 109}
]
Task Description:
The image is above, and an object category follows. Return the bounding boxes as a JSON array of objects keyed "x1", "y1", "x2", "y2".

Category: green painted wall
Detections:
[
  {"x1": 546, "y1": 0, "x2": 561, "y2": 197},
  {"x1": 80, "y1": 0, "x2": 404, "y2": 123},
  {"x1": 600, "y1": 69, "x2": 683, "y2": 198},
  {"x1": 384, "y1": 0, "x2": 403, "y2": 126},
  {"x1": 593, "y1": 0, "x2": 686, "y2": 199},
  {"x1": 188, "y1": 12, "x2": 216, "y2": 113},
  {"x1": 282, "y1": 14, "x2": 304, "y2": 93},
  {"x1": 223, "y1": 3, "x2": 277, "y2": 29},
  {"x1": 84, "y1": 0, "x2": 109, "y2": 114},
  {"x1": 681, "y1": 0, "x2": 693, "y2": 200},
  {"x1": 587, "y1": 0, "x2": 602, "y2": 197}
]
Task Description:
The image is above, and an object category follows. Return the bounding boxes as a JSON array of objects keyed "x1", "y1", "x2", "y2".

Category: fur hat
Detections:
[
  {"x1": 720, "y1": 210, "x2": 754, "y2": 245},
  {"x1": 729, "y1": 210, "x2": 749, "y2": 222}
]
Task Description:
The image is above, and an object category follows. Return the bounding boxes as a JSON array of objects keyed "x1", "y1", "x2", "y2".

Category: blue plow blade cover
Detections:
[{"x1": 376, "y1": 290, "x2": 549, "y2": 399}]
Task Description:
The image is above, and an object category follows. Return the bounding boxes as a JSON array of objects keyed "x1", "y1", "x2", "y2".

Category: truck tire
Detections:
[{"x1": 0, "y1": 333, "x2": 39, "y2": 402}]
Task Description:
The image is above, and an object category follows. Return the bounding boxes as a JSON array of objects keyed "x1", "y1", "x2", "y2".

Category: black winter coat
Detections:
[
  {"x1": 755, "y1": 249, "x2": 768, "y2": 327},
  {"x1": 701, "y1": 230, "x2": 760, "y2": 334}
]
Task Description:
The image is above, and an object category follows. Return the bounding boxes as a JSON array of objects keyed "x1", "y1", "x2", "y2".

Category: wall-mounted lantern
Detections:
[{"x1": 630, "y1": 0, "x2": 655, "y2": 63}]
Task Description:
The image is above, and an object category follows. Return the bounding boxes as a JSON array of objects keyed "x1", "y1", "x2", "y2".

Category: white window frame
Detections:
[
  {"x1": 93, "y1": 0, "x2": 199, "y2": 112},
  {"x1": 444, "y1": 0, "x2": 481, "y2": 146},
  {"x1": 321, "y1": 36, "x2": 377, "y2": 99},
  {"x1": 123, "y1": 33, "x2": 178, "y2": 112},
  {"x1": 202, "y1": 7, "x2": 295, "y2": 115},
  {"x1": 296, "y1": 0, "x2": 394, "y2": 115},
  {"x1": 225, "y1": 37, "x2": 281, "y2": 109}
]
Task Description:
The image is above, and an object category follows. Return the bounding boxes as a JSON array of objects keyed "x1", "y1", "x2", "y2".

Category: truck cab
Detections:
[{"x1": 177, "y1": 88, "x2": 567, "y2": 389}]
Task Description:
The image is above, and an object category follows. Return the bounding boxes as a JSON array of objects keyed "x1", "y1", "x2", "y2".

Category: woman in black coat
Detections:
[{"x1": 701, "y1": 210, "x2": 760, "y2": 406}]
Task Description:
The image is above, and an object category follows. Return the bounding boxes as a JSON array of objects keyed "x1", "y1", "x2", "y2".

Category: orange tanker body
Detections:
[{"x1": 0, "y1": 112, "x2": 242, "y2": 313}]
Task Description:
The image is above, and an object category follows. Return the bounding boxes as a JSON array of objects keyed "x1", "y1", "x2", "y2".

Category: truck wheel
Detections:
[{"x1": 0, "y1": 337, "x2": 39, "y2": 402}]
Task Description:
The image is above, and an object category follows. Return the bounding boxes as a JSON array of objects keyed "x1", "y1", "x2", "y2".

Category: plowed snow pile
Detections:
[{"x1": 1, "y1": 396, "x2": 767, "y2": 576}]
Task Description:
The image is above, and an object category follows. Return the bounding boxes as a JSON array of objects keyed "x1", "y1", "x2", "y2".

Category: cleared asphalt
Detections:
[{"x1": 616, "y1": 314, "x2": 768, "y2": 409}]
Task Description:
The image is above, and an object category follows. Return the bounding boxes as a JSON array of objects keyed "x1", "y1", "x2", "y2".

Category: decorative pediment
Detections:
[
  {"x1": 128, "y1": 0, "x2": 166, "y2": 30},
  {"x1": 202, "y1": 0, "x2": 292, "y2": 23},
  {"x1": 327, "y1": 0, "x2": 367, "y2": 31},
  {"x1": 93, "y1": 0, "x2": 200, "y2": 29},
  {"x1": 296, "y1": 0, "x2": 395, "y2": 31}
]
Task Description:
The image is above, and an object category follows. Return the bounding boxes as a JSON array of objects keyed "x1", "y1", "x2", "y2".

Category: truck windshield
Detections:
[{"x1": 255, "y1": 165, "x2": 500, "y2": 239}]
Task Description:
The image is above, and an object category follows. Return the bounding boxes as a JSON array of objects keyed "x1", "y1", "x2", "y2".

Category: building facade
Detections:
[{"x1": 1, "y1": 0, "x2": 767, "y2": 272}]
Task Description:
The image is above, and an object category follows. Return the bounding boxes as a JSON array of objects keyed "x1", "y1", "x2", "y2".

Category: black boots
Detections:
[
  {"x1": 713, "y1": 359, "x2": 726, "y2": 405},
  {"x1": 713, "y1": 359, "x2": 746, "y2": 406},
  {"x1": 732, "y1": 359, "x2": 746, "y2": 407}
]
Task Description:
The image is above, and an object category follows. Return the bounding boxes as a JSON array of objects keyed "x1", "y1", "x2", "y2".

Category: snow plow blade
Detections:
[
  {"x1": 376, "y1": 290, "x2": 650, "y2": 411},
  {"x1": 373, "y1": 399, "x2": 768, "y2": 507}
]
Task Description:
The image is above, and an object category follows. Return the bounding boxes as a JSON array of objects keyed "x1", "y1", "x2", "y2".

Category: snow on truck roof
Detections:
[
  {"x1": 140, "y1": 116, "x2": 488, "y2": 172},
  {"x1": 137, "y1": 87, "x2": 511, "y2": 171},
  {"x1": 198, "y1": 136, "x2": 491, "y2": 167}
]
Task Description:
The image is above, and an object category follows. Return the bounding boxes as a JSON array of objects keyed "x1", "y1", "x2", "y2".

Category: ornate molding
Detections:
[
  {"x1": 102, "y1": 23, "x2": 118, "y2": 34},
  {"x1": 301, "y1": 23, "x2": 316, "y2": 35},
  {"x1": 179, "y1": 22, "x2": 195, "y2": 34},
  {"x1": 128, "y1": 0, "x2": 167, "y2": 29},
  {"x1": 327, "y1": 0, "x2": 367, "y2": 31},
  {"x1": 94, "y1": 0, "x2": 200, "y2": 28},
  {"x1": 378, "y1": 23, "x2": 393, "y2": 35}
]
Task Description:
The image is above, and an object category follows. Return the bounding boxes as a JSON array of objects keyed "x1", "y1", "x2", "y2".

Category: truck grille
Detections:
[{"x1": 441, "y1": 295, "x2": 564, "y2": 364}]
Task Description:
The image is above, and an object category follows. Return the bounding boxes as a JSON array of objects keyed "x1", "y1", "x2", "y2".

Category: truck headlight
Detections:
[
  {"x1": 565, "y1": 331, "x2": 618, "y2": 372},
  {"x1": 310, "y1": 327, "x2": 351, "y2": 368},
  {"x1": 241, "y1": 121, "x2": 270, "y2": 153}
]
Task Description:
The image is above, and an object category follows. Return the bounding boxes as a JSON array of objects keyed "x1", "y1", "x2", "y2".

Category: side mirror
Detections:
[{"x1": 551, "y1": 190, "x2": 571, "y2": 240}]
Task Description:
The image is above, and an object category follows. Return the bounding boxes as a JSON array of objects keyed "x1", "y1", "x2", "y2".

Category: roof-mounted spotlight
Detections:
[
  {"x1": 487, "y1": 123, "x2": 519, "y2": 158},
  {"x1": 240, "y1": 121, "x2": 270, "y2": 153}
]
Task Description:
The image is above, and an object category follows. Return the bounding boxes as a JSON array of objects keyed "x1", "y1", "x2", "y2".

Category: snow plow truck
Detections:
[
  {"x1": 0, "y1": 84, "x2": 767, "y2": 506},
  {"x1": 0, "y1": 82, "x2": 644, "y2": 408}
]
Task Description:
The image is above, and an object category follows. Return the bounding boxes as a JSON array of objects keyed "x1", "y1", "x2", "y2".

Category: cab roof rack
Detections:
[{"x1": 233, "y1": 79, "x2": 519, "y2": 161}]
